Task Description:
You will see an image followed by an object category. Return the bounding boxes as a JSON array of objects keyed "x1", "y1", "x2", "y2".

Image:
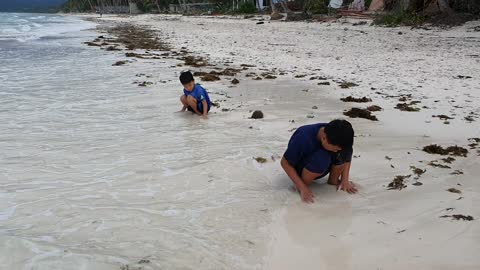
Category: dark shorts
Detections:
[
  {"x1": 296, "y1": 166, "x2": 331, "y2": 180},
  {"x1": 295, "y1": 153, "x2": 348, "y2": 180},
  {"x1": 187, "y1": 102, "x2": 211, "y2": 113}
]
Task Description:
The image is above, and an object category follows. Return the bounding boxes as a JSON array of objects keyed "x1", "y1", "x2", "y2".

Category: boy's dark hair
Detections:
[
  {"x1": 179, "y1": 71, "x2": 194, "y2": 84},
  {"x1": 324, "y1": 119, "x2": 354, "y2": 149}
]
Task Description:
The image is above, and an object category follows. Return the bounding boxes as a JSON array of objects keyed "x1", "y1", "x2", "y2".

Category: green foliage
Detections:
[
  {"x1": 373, "y1": 11, "x2": 427, "y2": 27},
  {"x1": 451, "y1": 0, "x2": 480, "y2": 15},
  {"x1": 303, "y1": 0, "x2": 328, "y2": 14},
  {"x1": 62, "y1": 0, "x2": 88, "y2": 12},
  {"x1": 237, "y1": 2, "x2": 256, "y2": 14},
  {"x1": 60, "y1": 0, "x2": 479, "y2": 15}
]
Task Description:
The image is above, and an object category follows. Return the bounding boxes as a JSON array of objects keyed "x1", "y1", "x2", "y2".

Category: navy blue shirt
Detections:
[
  {"x1": 283, "y1": 123, "x2": 353, "y2": 174},
  {"x1": 184, "y1": 84, "x2": 211, "y2": 108}
]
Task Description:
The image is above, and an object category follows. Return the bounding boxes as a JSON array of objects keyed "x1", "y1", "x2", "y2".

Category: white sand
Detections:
[
  {"x1": 94, "y1": 14, "x2": 479, "y2": 269},
  {"x1": 2, "y1": 13, "x2": 479, "y2": 269}
]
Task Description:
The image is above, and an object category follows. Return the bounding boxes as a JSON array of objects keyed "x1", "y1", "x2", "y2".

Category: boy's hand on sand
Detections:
[
  {"x1": 300, "y1": 187, "x2": 315, "y2": 203},
  {"x1": 337, "y1": 180, "x2": 357, "y2": 194}
]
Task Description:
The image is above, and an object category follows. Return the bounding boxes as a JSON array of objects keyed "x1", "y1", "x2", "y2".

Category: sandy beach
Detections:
[{"x1": 1, "y1": 13, "x2": 479, "y2": 270}]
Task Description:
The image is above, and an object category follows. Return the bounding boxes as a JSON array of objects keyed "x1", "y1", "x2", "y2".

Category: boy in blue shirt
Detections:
[
  {"x1": 281, "y1": 119, "x2": 357, "y2": 203},
  {"x1": 179, "y1": 71, "x2": 212, "y2": 119}
]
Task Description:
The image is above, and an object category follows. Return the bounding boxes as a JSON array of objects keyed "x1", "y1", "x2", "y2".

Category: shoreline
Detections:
[{"x1": 76, "y1": 13, "x2": 480, "y2": 269}]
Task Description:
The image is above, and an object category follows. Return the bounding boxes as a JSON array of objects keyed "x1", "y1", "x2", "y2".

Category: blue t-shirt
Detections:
[
  {"x1": 184, "y1": 84, "x2": 211, "y2": 108},
  {"x1": 283, "y1": 123, "x2": 353, "y2": 174}
]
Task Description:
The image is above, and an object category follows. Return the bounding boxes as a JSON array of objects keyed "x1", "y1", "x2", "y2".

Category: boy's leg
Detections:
[
  {"x1": 327, "y1": 164, "x2": 346, "y2": 186},
  {"x1": 186, "y1": 95, "x2": 200, "y2": 114},
  {"x1": 180, "y1": 95, "x2": 188, "y2": 106}
]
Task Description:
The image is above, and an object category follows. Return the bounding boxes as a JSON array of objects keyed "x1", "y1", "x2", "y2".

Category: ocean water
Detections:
[{"x1": 0, "y1": 13, "x2": 293, "y2": 270}]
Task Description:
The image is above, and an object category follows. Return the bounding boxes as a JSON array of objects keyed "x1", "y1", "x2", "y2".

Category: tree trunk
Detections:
[{"x1": 437, "y1": 0, "x2": 452, "y2": 13}]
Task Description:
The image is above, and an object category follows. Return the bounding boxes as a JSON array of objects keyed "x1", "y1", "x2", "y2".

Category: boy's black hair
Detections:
[
  {"x1": 179, "y1": 71, "x2": 194, "y2": 85},
  {"x1": 324, "y1": 119, "x2": 354, "y2": 150}
]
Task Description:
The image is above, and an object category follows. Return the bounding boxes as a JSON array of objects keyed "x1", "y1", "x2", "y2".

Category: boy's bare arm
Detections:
[
  {"x1": 281, "y1": 157, "x2": 317, "y2": 203},
  {"x1": 338, "y1": 162, "x2": 357, "y2": 194}
]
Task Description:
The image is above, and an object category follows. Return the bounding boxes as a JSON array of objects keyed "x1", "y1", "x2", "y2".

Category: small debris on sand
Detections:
[
  {"x1": 469, "y1": 138, "x2": 480, "y2": 143},
  {"x1": 428, "y1": 161, "x2": 451, "y2": 169},
  {"x1": 353, "y1": 21, "x2": 368, "y2": 26},
  {"x1": 465, "y1": 116, "x2": 475, "y2": 122},
  {"x1": 432, "y1": 115, "x2": 454, "y2": 120},
  {"x1": 410, "y1": 166, "x2": 426, "y2": 177},
  {"x1": 84, "y1": 41, "x2": 101, "y2": 47},
  {"x1": 398, "y1": 96, "x2": 409, "y2": 102},
  {"x1": 387, "y1": 175, "x2": 411, "y2": 190},
  {"x1": 440, "y1": 214, "x2": 474, "y2": 221},
  {"x1": 125, "y1": 52, "x2": 141, "y2": 58},
  {"x1": 442, "y1": 157, "x2": 456, "y2": 163},
  {"x1": 447, "y1": 188, "x2": 461, "y2": 194},
  {"x1": 318, "y1": 82, "x2": 331, "y2": 85},
  {"x1": 312, "y1": 106, "x2": 318, "y2": 109},
  {"x1": 138, "y1": 81, "x2": 153, "y2": 87},
  {"x1": 105, "y1": 46, "x2": 121, "y2": 51},
  {"x1": 200, "y1": 74, "x2": 221, "y2": 81},
  {"x1": 263, "y1": 74, "x2": 277, "y2": 79},
  {"x1": 367, "y1": 105, "x2": 382, "y2": 112},
  {"x1": 253, "y1": 77, "x2": 263, "y2": 80},
  {"x1": 231, "y1": 78, "x2": 240, "y2": 84},
  {"x1": 112, "y1": 61, "x2": 127, "y2": 66},
  {"x1": 454, "y1": 75, "x2": 472, "y2": 79},
  {"x1": 412, "y1": 182, "x2": 423, "y2": 186},
  {"x1": 138, "y1": 259, "x2": 151, "y2": 264},
  {"x1": 295, "y1": 74, "x2": 307, "y2": 78},
  {"x1": 423, "y1": 145, "x2": 468, "y2": 157},
  {"x1": 340, "y1": 96, "x2": 372, "y2": 103},
  {"x1": 339, "y1": 81, "x2": 359, "y2": 89},
  {"x1": 251, "y1": 110, "x2": 264, "y2": 119},
  {"x1": 210, "y1": 68, "x2": 242, "y2": 76},
  {"x1": 183, "y1": 56, "x2": 208, "y2": 67},
  {"x1": 395, "y1": 103, "x2": 420, "y2": 112},
  {"x1": 344, "y1": 108, "x2": 378, "y2": 121},
  {"x1": 254, "y1": 157, "x2": 267, "y2": 163},
  {"x1": 450, "y1": 170, "x2": 464, "y2": 175},
  {"x1": 193, "y1": 71, "x2": 208, "y2": 77}
]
